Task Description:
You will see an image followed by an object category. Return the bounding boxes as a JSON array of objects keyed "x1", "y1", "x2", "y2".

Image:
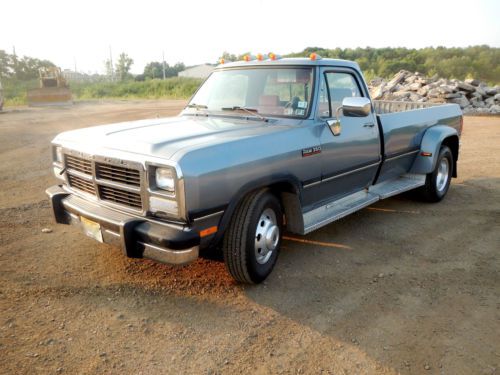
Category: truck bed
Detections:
[{"x1": 374, "y1": 101, "x2": 462, "y2": 182}]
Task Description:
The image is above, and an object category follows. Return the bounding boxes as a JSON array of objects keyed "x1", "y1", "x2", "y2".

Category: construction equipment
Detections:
[{"x1": 27, "y1": 67, "x2": 72, "y2": 106}]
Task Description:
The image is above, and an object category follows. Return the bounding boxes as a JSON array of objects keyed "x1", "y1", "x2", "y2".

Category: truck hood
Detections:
[{"x1": 54, "y1": 115, "x2": 292, "y2": 160}]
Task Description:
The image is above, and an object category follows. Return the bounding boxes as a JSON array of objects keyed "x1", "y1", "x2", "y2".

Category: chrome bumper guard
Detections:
[{"x1": 46, "y1": 185, "x2": 199, "y2": 265}]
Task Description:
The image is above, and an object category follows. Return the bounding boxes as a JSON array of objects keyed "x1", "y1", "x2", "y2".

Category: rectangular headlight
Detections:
[{"x1": 155, "y1": 167, "x2": 175, "y2": 193}]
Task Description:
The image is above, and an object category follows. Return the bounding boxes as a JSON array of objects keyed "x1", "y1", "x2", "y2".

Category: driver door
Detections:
[{"x1": 316, "y1": 68, "x2": 381, "y2": 201}]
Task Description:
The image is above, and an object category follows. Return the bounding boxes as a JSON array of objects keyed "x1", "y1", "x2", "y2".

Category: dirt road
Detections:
[{"x1": 0, "y1": 101, "x2": 499, "y2": 375}]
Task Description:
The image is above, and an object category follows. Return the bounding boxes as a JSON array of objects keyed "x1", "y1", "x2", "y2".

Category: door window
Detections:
[{"x1": 318, "y1": 72, "x2": 362, "y2": 118}]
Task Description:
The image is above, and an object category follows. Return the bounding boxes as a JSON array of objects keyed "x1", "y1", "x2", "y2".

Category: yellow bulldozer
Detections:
[{"x1": 27, "y1": 67, "x2": 72, "y2": 106}]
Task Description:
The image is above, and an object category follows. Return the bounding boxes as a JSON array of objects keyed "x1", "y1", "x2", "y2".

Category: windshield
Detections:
[{"x1": 187, "y1": 67, "x2": 314, "y2": 118}]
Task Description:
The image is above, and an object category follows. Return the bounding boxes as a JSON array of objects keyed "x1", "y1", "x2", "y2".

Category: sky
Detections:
[{"x1": 1, "y1": 0, "x2": 499, "y2": 75}]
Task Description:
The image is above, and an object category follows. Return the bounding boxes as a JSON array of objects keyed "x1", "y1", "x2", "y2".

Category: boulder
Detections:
[
  {"x1": 465, "y1": 78, "x2": 480, "y2": 86},
  {"x1": 490, "y1": 104, "x2": 500, "y2": 113},
  {"x1": 408, "y1": 82, "x2": 422, "y2": 91},
  {"x1": 448, "y1": 96, "x2": 470, "y2": 108},
  {"x1": 457, "y1": 82, "x2": 476, "y2": 92},
  {"x1": 444, "y1": 93, "x2": 461, "y2": 99},
  {"x1": 485, "y1": 87, "x2": 498, "y2": 96}
]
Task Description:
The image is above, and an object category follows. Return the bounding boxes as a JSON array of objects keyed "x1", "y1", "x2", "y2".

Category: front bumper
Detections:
[{"x1": 46, "y1": 185, "x2": 200, "y2": 265}]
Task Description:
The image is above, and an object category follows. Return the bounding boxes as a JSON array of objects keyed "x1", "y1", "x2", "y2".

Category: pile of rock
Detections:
[{"x1": 368, "y1": 70, "x2": 500, "y2": 114}]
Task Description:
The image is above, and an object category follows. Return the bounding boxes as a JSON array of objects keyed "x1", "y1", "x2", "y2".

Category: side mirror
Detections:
[{"x1": 341, "y1": 97, "x2": 372, "y2": 117}]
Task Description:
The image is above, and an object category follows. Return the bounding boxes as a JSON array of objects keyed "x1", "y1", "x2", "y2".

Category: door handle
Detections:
[{"x1": 363, "y1": 122, "x2": 375, "y2": 128}]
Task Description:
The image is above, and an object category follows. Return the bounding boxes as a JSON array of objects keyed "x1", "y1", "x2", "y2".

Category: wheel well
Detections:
[
  {"x1": 441, "y1": 135, "x2": 459, "y2": 178},
  {"x1": 268, "y1": 182, "x2": 304, "y2": 234}
]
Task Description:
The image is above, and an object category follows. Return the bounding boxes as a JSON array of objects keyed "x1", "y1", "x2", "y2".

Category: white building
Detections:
[{"x1": 178, "y1": 64, "x2": 215, "y2": 79}]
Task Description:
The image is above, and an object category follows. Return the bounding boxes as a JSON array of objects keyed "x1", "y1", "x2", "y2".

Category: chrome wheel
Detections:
[
  {"x1": 436, "y1": 158, "x2": 450, "y2": 192},
  {"x1": 254, "y1": 208, "x2": 279, "y2": 265}
]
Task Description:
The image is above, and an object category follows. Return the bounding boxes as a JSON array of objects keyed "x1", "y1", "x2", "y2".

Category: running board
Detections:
[
  {"x1": 368, "y1": 173, "x2": 426, "y2": 199},
  {"x1": 302, "y1": 174, "x2": 425, "y2": 234}
]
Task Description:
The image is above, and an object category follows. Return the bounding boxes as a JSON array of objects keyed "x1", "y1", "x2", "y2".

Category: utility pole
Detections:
[
  {"x1": 74, "y1": 57, "x2": 77, "y2": 73},
  {"x1": 162, "y1": 51, "x2": 166, "y2": 80},
  {"x1": 109, "y1": 45, "x2": 114, "y2": 82}
]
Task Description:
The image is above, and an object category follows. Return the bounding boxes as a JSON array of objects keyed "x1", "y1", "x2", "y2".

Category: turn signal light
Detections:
[
  {"x1": 421, "y1": 152, "x2": 432, "y2": 157},
  {"x1": 200, "y1": 226, "x2": 217, "y2": 238}
]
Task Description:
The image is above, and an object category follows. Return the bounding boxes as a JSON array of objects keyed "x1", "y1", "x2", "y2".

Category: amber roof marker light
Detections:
[{"x1": 309, "y1": 53, "x2": 322, "y2": 61}]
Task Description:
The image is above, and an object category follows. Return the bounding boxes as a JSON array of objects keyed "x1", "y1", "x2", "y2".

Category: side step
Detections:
[
  {"x1": 368, "y1": 173, "x2": 426, "y2": 198},
  {"x1": 302, "y1": 174, "x2": 425, "y2": 234}
]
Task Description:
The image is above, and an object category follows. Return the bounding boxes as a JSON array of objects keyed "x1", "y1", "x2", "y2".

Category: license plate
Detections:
[{"x1": 80, "y1": 216, "x2": 103, "y2": 243}]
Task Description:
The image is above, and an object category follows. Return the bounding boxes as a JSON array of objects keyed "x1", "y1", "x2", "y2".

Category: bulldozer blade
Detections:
[{"x1": 27, "y1": 87, "x2": 73, "y2": 107}]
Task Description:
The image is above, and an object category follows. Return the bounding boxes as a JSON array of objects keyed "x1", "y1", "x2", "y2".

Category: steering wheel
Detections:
[{"x1": 285, "y1": 96, "x2": 300, "y2": 109}]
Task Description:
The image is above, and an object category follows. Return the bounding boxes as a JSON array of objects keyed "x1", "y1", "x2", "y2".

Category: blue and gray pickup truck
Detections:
[{"x1": 46, "y1": 55, "x2": 462, "y2": 283}]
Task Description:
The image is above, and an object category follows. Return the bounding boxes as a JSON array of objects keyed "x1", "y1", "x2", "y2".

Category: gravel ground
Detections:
[{"x1": 0, "y1": 100, "x2": 499, "y2": 375}]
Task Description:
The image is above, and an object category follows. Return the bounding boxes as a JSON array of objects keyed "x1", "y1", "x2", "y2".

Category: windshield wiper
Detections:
[
  {"x1": 186, "y1": 103, "x2": 208, "y2": 110},
  {"x1": 221, "y1": 106, "x2": 268, "y2": 121}
]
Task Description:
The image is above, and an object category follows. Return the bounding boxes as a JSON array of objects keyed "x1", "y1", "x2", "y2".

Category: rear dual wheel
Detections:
[
  {"x1": 222, "y1": 190, "x2": 283, "y2": 284},
  {"x1": 418, "y1": 145, "x2": 453, "y2": 202}
]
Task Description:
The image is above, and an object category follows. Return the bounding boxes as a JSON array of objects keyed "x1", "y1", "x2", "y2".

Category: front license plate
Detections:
[{"x1": 81, "y1": 216, "x2": 103, "y2": 243}]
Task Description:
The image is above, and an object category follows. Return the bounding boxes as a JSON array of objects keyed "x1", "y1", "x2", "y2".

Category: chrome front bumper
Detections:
[{"x1": 46, "y1": 185, "x2": 199, "y2": 265}]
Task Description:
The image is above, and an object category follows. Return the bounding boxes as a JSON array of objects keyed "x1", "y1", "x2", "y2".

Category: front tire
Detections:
[
  {"x1": 418, "y1": 145, "x2": 453, "y2": 202},
  {"x1": 222, "y1": 189, "x2": 283, "y2": 284}
]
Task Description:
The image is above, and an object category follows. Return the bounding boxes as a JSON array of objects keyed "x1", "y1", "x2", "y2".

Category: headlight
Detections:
[
  {"x1": 54, "y1": 146, "x2": 63, "y2": 163},
  {"x1": 155, "y1": 167, "x2": 175, "y2": 193}
]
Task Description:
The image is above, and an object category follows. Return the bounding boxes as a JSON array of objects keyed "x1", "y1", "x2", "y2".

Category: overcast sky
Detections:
[{"x1": 1, "y1": 0, "x2": 499, "y2": 74}]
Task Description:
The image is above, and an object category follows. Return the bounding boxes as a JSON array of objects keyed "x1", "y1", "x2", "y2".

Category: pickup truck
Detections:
[{"x1": 46, "y1": 55, "x2": 462, "y2": 283}]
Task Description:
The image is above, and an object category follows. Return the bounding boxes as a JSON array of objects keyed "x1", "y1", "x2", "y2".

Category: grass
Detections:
[{"x1": 2, "y1": 77, "x2": 203, "y2": 106}]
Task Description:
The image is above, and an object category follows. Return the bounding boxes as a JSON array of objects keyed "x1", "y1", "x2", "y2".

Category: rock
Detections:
[
  {"x1": 465, "y1": 78, "x2": 480, "y2": 86},
  {"x1": 41, "y1": 228, "x2": 52, "y2": 233},
  {"x1": 494, "y1": 93, "x2": 500, "y2": 101},
  {"x1": 386, "y1": 71, "x2": 408, "y2": 91},
  {"x1": 424, "y1": 364, "x2": 431, "y2": 370},
  {"x1": 438, "y1": 85, "x2": 455, "y2": 94},
  {"x1": 444, "y1": 93, "x2": 461, "y2": 99},
  {"x1": 427, "y1": 88, "x2": 441, "y2": 98},
  {"x1": 417, "y1": 86, "x2": 430, "y2": 96},
  {"x1": 490, "y1": 104, "x2": 500, "y2": 113},
  {"x1": 448, "y1": 96, "x2": 470, "y2": 108},
  {"x1": 393, "y1": 91, "x2": 411, "y2": 99},
  {"x1": 485, "y1": 87, "x2": 498, "y2": 96},
  {"x1": 475, "y1": 86, "x2": 487, "y2": 97},
  {"x1": 457, "y1": 82, "x2": 476, "y2": 92},
  {"x1": 378, "y1": 273, "x2": 385, "y2": 278},
  {"x1": 409, "y1": 93, "x2": 422, "y2": 102},
  {"x1": 372, "y1": 84, "x2": 387, "y2": 100},
  {"x1": 408, "y1": 82, "x2": 421, "y2": 91}
]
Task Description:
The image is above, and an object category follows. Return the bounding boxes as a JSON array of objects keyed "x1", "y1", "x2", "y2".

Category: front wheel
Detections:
[
  {"x1": 222, "y1": 190, "x2": 283, "y2": 284},
  {"x1": 418, "y1": 145, "x2": 453, "y2": 202}
]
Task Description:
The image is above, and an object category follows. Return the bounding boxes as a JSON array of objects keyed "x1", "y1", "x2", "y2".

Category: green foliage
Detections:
[
  {"x1": 286, "y1": 46, "x2": 500, "y2": 83},
  {"x1": 142, "y1": 62, "x2": 186, "y2": 80},
  {"x1": 115, "y1": 53, "x2": 134, "y2": 81},
  {"x1": 70, "y1": 77, "x2": 202, "y2": 100},
  {"x1": 0, "y1": 49, "x2": 55, "y2": 80}
]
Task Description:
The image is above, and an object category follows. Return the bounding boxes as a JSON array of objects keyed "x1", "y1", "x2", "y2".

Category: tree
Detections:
[
  {"x1": 143, "y1": 61, "x2": 185, "y2": 79},
  {"x1": 115, "y1": 53, "x2": 133, "y2": 81},
  {"x1": 104, "y1": 59, "x2": 114, "y2": 80}
]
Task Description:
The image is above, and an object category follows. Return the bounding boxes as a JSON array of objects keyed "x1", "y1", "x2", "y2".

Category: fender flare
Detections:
[{"x1": 410, "y1": 125, "x2": 459, "y2": 175}]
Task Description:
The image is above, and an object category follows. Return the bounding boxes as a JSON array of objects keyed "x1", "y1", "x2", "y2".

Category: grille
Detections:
[
  {"x1": 96, "y1": 163, "x2": 141, "y2": 187},
  {"x1": 68, "y1": 174, "x2": 96, "y2": 195},
  {"x1": 64, "y1": 153, "x2": 143, "y2": 211},
  {"x1": 99, "y1": 185, "x2": 142, "y2": 209},
  {"x1": 65, "y1": 155, "x2": 92, "y2": 175}
]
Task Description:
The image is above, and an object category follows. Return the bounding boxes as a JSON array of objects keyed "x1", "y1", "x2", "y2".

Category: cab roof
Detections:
[{"x1": 215, "y1": 57, "x2": 360, "y2": 70}]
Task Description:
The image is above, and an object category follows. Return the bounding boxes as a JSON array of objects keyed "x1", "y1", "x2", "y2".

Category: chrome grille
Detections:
[
  {"x1": 64, "y1": 153, "x2": 143, "y2": 211},
  {"x1": 96, "y1": 163, "x2": 140, "y2": 187},
  {"x1": 65, "y1": 154, "x2": 92, "y2": 175},
  {"x1": 99, "y1": 186, "x2": 142, "y2": 209},
  {"x1": 68, "y1": 174, "x2": 96, "y2": 195}
]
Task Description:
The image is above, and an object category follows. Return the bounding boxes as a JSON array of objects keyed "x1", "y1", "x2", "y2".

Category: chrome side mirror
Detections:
[{"x1": 341, "y1": 97, "x2": 372, "y2": 117}]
